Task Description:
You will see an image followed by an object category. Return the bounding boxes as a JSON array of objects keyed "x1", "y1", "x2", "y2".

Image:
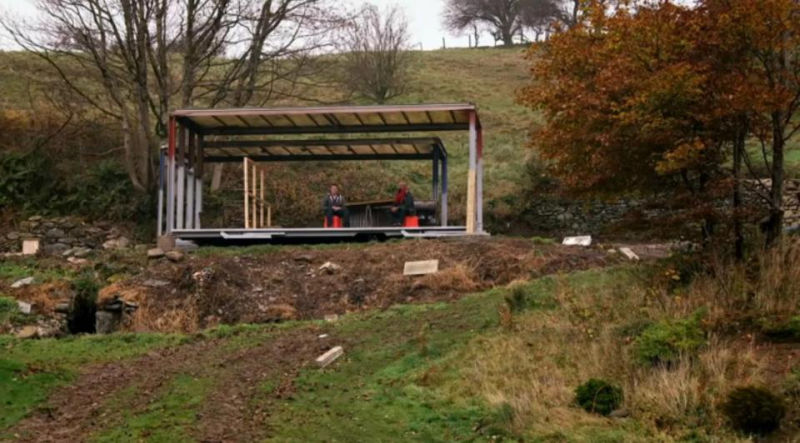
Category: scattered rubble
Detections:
[
  {"x1": 403, "y1": 260, "x2": 439, "y2": 276},
  {"x1": 11, "y1": 277, "x2": 35, "y2": 289},
  {"x1": 102, "y1": 236, "x2": 130, "y2": 250},
  {"x1": 67, "y1": 257, "x2": 89, "y2": 265},
  {"x1": 4, "y1": 238, "x2": 628, "y2": 334},
  {"x1": 95, "y1": 295, "x2": 140, "y2": 334},
  {"x1": 22, "y1": 239, "x2": 40, "y2": 255},
  {"x1": 619, "y1": 247, "x2": 640, "y2": 261},
  {"x1": 16, "y1": 325, "x2": 39, "y2": 339},
  {"x1": 294, "y1": 254, "x2": 313, "y2": 263},
  {"x1": 165, "y1": 250, "x2": 184, "y2": 262},
  {"x1": 17, "y1": 300, "x2": 32, "y2": 314},
  {"x1": 319, "y1": 261, "x2": 342, "y2": 274},
  {"x1": 609, "y1": 408, "x2": 631, "y2": 418},
  {"x1": 315, "y1": 346, "x2": 344, "y2": 368},
  {"x1": 562, "y1": 235, "x2": 592, "y2": 246},
  {"x1": 147, "y1": 248, "x2": 166, "y2": 259},
  {"x1": 142, "y1": 279, "x2": 170, "y2": 288},
  {"x1": 261, "y1": 304, "x2": 297, "y2": 321}
]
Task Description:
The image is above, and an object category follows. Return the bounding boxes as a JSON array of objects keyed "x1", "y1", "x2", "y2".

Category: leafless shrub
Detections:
[{"x1": 340, "y1": 5, "x2": 410, "y2": 104}]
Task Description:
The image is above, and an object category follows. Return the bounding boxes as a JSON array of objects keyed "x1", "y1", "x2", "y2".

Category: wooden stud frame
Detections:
[{"x1": 243, "y1": 157, "x2": 272, "y2": 229}]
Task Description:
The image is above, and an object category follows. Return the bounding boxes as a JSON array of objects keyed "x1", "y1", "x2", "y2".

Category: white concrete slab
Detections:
[
  {"x1": 403, "y1": 260, "x2": 439, "y2": 276},
  {"x1": 22, "y1": 239, "x2": 40, "y2": 255},
  {"x1": 562, "y1": 236, "x2": 592, "y2": 246},
  {"x1": 315, "y1": 346, "x2": 344, "y2": 368},
  {"x1": 619, "y1": 247, "x2": 640, "y2": 261}
]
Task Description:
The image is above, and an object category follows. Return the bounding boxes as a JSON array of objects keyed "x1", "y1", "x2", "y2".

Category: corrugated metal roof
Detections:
[
  {"x1": 173, "y1": 103, "x2": 478, "y2": 135},
  {"x1": 201, "y1": 137, "x2": 446, "y2": 162}
]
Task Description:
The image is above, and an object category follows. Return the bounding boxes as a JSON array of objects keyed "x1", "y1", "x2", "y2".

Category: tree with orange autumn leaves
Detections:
[{"x1": 519, "y1": 0, "x2": 800, "y2": 251}]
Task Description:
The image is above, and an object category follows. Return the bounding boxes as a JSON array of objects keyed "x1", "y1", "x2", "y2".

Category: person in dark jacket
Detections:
[
  {"x1": 323, "y1": 184, "x2": 350, "y2": 227},
  {"x1": 390, "y1": 182, "x2": 415, "y2": 226}
]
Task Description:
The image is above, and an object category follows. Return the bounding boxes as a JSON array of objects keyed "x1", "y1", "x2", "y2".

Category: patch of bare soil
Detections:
[{"x1": 108, "y1": 238, "x2": 622, "y2": 333}]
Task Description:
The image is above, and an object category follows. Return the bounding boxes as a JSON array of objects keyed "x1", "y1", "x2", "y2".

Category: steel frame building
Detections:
[{"x1": 158, "y1": 103, "x2": 485, "y2": 243}]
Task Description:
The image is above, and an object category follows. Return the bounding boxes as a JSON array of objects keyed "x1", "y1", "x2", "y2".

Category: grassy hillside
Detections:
[{"x1": 0, "y1": 48, "x2": 536, "y2": 229}]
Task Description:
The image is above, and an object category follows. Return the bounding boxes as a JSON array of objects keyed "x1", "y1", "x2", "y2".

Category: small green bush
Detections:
[
  {"x1": 575, "y1": 378, "x2": 623, "y2": 416},
  {"x1": 614, "y1": 319, "x2": 653, "y2": 339},
  {"x1": 504, "y1": 286, "x2": 528, "y2": 313},
  {"x1": 721, "y1": 386, "x2": 786, "y2": 436},
  {"x1": 60, "y1": 160, "x2": 152, "y2": 222},
  {"x1": 633, "y1": 311, "x2": 706, "y2": 366},
  {"x1": 0, "y1": 150, "x2": 58, "y2": 211},
  {"x1": 530, "y1": 236, "x2": 555, "y2": 245},
  {"x1": 0, "y1": 295, "x2": 18, "y2": 324},
  {"x1": 762, "y1": 316, "x2": 800, "y2": 342},
  {"x1": 503, "y1": 285, "x2": 558, "y2": 314}
]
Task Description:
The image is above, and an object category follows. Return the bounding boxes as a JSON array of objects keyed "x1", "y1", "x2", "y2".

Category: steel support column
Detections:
[
  {"x1": 466, "y1": 112, "x2": 478, "y2": 233},
  {"x1": 477, "y1": 125, "x2": 484, "y2": 233},
  {"x1": 157, "y1": 148, "x2": 165, "y2": 236},
  {"x1": 432, "y1": 148, "x2": 440, "y2": 222},
  {"x1": 195, "y1": 133, "x2": 204, "y2": 228},
  {"x1": 441, "y1": 154, "x2": 448, "y2": 227},
  {"x1": 166, "y1": 117, "x2": 176, "y2": 234}
]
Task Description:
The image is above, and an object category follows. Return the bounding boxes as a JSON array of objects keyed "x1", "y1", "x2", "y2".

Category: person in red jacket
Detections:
[{"x1": 390, "y1": 181, "x2": 415, "y2": 226}]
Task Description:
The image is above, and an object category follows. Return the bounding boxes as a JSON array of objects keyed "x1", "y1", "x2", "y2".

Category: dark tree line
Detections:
[{"x1": 444, "y1": 0, "x2": 581, "y2": 46}]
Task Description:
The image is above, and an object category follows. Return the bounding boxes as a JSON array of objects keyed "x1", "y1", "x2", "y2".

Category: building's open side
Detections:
[{"x1": 157, "y1": 103, "x2": 485, "y2": 244}]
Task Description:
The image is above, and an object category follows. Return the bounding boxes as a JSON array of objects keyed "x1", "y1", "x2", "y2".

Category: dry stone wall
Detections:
[
  {"x1": 1, "y1": 215, "x2": 132, "y2": 255},
  {"x1": 519, "y1": 179, "x2": 800, "y2": 236}
]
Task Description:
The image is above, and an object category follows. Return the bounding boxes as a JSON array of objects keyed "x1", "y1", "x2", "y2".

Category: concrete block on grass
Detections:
[
  {"x1": 403, "y1": 260, "x2": 439, "y2": 276},
  {"x1": 619, "y1": 247, "x2": 640, "y2": 261},
  {"x1": 315, "y1": 346, "x2": 344, "y2": 368},
  {"x1": 562, "y1": 236, "x2": 592, "y2": 246}
]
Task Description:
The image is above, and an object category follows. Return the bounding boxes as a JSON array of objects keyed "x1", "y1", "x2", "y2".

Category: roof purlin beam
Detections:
[
  {"x1": 200, "y1": 123, "x2": 467, "y2": 136},
  {"x1": 203, "y1": 137, "x2": 442, "y2": 148},
  {"x1": 205, "y1": 153, "x2": 432, "y2": 163}
]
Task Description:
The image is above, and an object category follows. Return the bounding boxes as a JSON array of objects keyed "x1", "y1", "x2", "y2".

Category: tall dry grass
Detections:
[
  {"x1": 455, "y1": 240, "x2": 800, "y2": 439},
  {"x1": 665, "y1": 239, "x2": 800, "y2": 328}
]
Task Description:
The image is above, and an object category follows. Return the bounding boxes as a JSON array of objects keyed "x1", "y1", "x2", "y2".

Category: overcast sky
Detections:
[{"x1": 0, "y1": 0, "x2": 473, "y2": 50}]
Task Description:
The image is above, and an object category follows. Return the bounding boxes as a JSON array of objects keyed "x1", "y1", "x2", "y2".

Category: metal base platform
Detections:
[{"x1": 171, "y1": 226, "x2": 472, "y2": 245}]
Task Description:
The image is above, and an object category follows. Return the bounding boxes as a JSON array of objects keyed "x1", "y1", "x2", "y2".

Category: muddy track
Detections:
[
  {"x1": 193, "y1": 327, "x2": 338, "y2": 442},
  {"x1": 8, "y1": 326, "x2": 332, "y2": 442},
  {"x1": 9, "y1": 338, "x2": 219, "y2": 442}
]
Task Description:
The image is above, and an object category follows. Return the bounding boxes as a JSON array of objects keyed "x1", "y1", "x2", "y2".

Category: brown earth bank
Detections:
[
  {"x1": 101, "y1": 238, "x2": 663, "y2": 333},
  {"x1": 1, "y1": 237, "x2": 670, "y2": 336}
]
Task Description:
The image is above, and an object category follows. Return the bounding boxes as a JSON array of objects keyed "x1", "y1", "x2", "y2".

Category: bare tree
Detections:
[
  {"x1": 2, "y1": 0, "x2": 340, "y2": 191},
  {"x1": 444, "y1": 0, "x2": 576, "y2": 46},
  {"x1": 520, "y1": 0, "x2": 569, "y2": 40},
  {"x1": 445, "y1": 0, "x2": 521, "y2": 47},
  {"x1": 340, "y1": 5, "x2": 410, "y2": 104}
]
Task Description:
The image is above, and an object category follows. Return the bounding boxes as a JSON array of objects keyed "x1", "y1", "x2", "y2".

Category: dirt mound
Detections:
[{"x1": 104, "y1": 238, "x2": 615, "y2": 333}]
